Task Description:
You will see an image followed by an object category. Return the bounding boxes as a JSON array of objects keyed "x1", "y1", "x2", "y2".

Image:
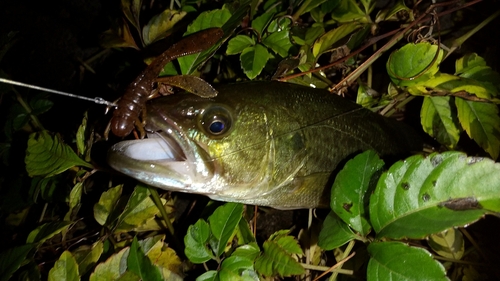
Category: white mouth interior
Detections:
[{"x1": 121, "y1": 137, "x2": 185, "y2": 161}]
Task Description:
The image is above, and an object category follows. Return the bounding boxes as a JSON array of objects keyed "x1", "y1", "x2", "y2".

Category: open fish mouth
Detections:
[
  {"x1": 113, "y1": 133, "x2": 186, "y2": 162},
  {"x1": 107, "y1": 128, "x2": 208, "y2": 192}
]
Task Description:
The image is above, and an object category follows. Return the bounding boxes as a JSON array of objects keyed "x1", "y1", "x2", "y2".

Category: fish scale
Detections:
[{"x1": 108, "y1": 81, "x2": 422, "y2": 209}]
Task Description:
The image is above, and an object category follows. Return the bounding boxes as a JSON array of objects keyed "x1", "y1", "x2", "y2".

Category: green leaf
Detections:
[
  {"x1": 48, "y1": 251, "x2": 79, "y2": 281},
  {"x1": 262, "y1": 29, "x2": 293, "y2": 57},
  {"x1": 116, "y1": 185, "x2": 165, "y2": 232},
  {"x1": 387, "y1": 42, "x2": 443, "y2": 87},
  {"x1": 360, "y1": 0, "x2": 374, "y2": 13},
  {"x1": 142, "y1": 236, "x2": 182, "y2": 277},
  {"x1": 367, "y1": 242, "x2": 448, "y2": 281},
  {"x1": 128, "y1": 237, "x2": 162, "y2": 281},
  {"x1": 226, "y1": 35, "x2": 255, "y2": 55},
  {"x1": 251, "y1": 11, "x2": 275, "y2": 35},
  {"x1": 455, "y1": 98, "x2": 500, "y2": 159},
  {"x1": 76, "y1": 112, "x2": 87, "y2": 158},
  {"x1": 240, "y1": 44, "x2": 269, "y2": 79},
  {"x1": 64, "y1": 182, "x2": 83, "y2": 221},
  {"x1": 89, "y1": 247, "x2": 129, "y2": 281},
  {"x1": 331, "y1": 0, "x2": 366, "y2": 23},
  {"x1": 26, "y1": 221, "x2": 71, "y2": 244},
  {"x1": 181, "y1": 1, "x2": 251, "y2": 75},
  {"x1": 184, "y1": 219, "x2": 212, "y2": 263},
  {"x1": 196, "y1": 271, "x2": 217, "y2": 281},
  {"x1": 178, "y1": 7, "x2": 232, "y2": 74},
  {"x1": 412, "y1": 72, "x2": 496, "y2": 99},
  {"x1": 121, "y1": 0, "x2": 141, "y2": 33},
  {"x1": 0, "y1": 244, "x2": 35, "y2": 281},
  {"x1": 208, "y1": 203, "x2": 243, "y2": 257},
  {"x1": 455, "y1": 53, "x2": 487, "y2": 75},
  {"x1": 299, "y1": 0, "x2": 329, "y2": 16},
  {"x1": 232, "y1": 242, "x2": 261, "y2": 261},
  {"x1": 254, "y1": 240, "x2": 305, "y2": 277},
  {"x1": 375, "y1": 0, "x2": 410, "y2": 22},
  {"x1": 420, "y1": 96, "x2": 461, "y2": 149},
  {"x1": 25, "y1": 131, "x2": 93, "y2": 177},
  {"x1": 236, "y1": 218, "x2": 256, "y2": 245},
  {"x1": 370, "y1": 152, "x2": 500, "y2": 239},
  {"x1": 73, "y1": 241, "x2": 104, "y2": 276},
  {"x1": 427, "y1": 228, "x2": 464, "y2": 260},
  {"x1": 93, "y1": 185, "x2": 122, "y2": 226},
  {"x1": 332, "y1": 150, "x2": 383, "y2": 236},
  {"x1": 318, "y1": 211, "x2": 357, "y2": 250},
  {"x1": 221, "y1": 256, "x2": 254, "y2": 275},
  {"x1": 30, "y1": 95, "x2": 53, "y2": 115},
  {"x1": 142, "y1": 9, "x2": 186, "y2": 46},
  {"x1": 312, "y1": 22, "x2": 361, "y2": 58}
]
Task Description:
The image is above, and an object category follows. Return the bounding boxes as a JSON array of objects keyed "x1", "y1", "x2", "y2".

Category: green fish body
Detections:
[{"x1": 108, "y1": 81, "x2": 421, "y2": 209}]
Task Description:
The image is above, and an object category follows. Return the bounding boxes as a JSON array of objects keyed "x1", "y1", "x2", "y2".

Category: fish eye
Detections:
[{"x1": 200, "y1": 106, "x2": 233, "y2": 138}]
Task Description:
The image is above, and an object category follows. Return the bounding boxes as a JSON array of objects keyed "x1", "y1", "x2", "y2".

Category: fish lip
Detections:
[{"x1": 107, "y1": 117, "x2": 211, "y2": 192}]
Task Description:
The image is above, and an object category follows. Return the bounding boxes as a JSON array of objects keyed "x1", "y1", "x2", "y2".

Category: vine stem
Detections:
[
  {"x1": 149, "y1": 187, "x2": 175, "y2": 235},
  {"x1": 14, "y1": 88, "x2": 45, "y2": 131},
  {"x1": 292, "y1": 0, "x2": 314, "y2": 21},
  {"x1": 328, "y1": 240, "x2": 355, "y2": 280}
]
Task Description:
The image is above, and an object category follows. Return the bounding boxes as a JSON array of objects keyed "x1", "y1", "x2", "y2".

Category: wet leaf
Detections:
[
  {"x1": 263, "y1": 29, "x2": 293, "y2": 57},
  {"x1": 89, "y1": 247, "x2": 129, "y2": 281},
  {"x1": 455, "y1": 98, "x2": 500, "y2": 159},
  {"x1": 128, "y1": 237, "x2": 162, "y2": 281},
  {"x1": 420, "y1": 96, "x2": 461, "y2": 148},
  {"x1": 370, "y1": 152, "x2": 500, "y2": 239},
  {"x1": 25, "y1": 131, "x2": 93, "y2": 177},
  {"x1": 220, "y1": 256, "x2": 255, "y2": 277},
  {"x1": 387, "y1": 42, "x2": 443, "y2": 87},
  {"x1": 209, "y1": 203, "x2": 243, "y2": 257},
  {"x1": 251, "y1": 11, "x2": 274, "y2": 35},
  {"x1": 226, "y1": 35, "x2": 255, "y2": 55},
  {"x1": 197, "y1": 271, "x2": 217, "y2": 281},
  {"x1": 0, "y1": 244, "x2": 35, "y2": 281},
  {"x1": 93, "y1": 185, "x2": 122, "y2": 226},
  {"x1": 312, "y1": 22, "x2": 361, "y2": 58},
  {"x1": 331, "y1": 150, "x2": 384, "y2": 236},
  {"x1": 178, "y1": 8, "x2": 232, "y2": 74},
  {"x1": 73, "y1": 241, "x2": 104, "y2": 276},
  {"x1": 26, "y1": 221, "x2": 71, "y2": 244},
  {"x1": 232, "y1": 242, "x2": 261, "y2": 261},
  {"x1": 367, "y1": 242, "x2": 448, "y2": 281},
  {"x1": 240, "y1": 44, "x2": 269, "y2": 79},
  {"x1": 142, "y1": 9, "x2": 187, "y2": 46},
  {"x1": 48, "y1": 251, "x2": 79, "y2": 281},
  {"x1": 428, "y1": 228, "x2": 464, "y2": 260},
  {"x1": 184, "y1": 219, "x2": 212, "y2": 263},
  {"x1": 318, "y1": 211, "x2": 357, "y2": 250}
]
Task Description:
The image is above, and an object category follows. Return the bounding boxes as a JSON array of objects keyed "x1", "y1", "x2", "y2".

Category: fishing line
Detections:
[{"x1": 0, "y1": 78, "x2": 118, "y2": 107}]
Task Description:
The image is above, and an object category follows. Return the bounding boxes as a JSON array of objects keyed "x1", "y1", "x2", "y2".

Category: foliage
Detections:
[{"x1": 0, "y1": 0, "x2": 499, "y2": 280}]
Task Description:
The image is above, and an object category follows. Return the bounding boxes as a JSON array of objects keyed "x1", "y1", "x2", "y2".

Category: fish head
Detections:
[{"x1": 108, "y1": 90, "x2": 278, "y2": 203}]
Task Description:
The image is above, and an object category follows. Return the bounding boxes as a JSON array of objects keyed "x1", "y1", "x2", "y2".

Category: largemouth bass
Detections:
[{"x1": 108, "y1": 81, "x2": 422, "y2": 209}]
